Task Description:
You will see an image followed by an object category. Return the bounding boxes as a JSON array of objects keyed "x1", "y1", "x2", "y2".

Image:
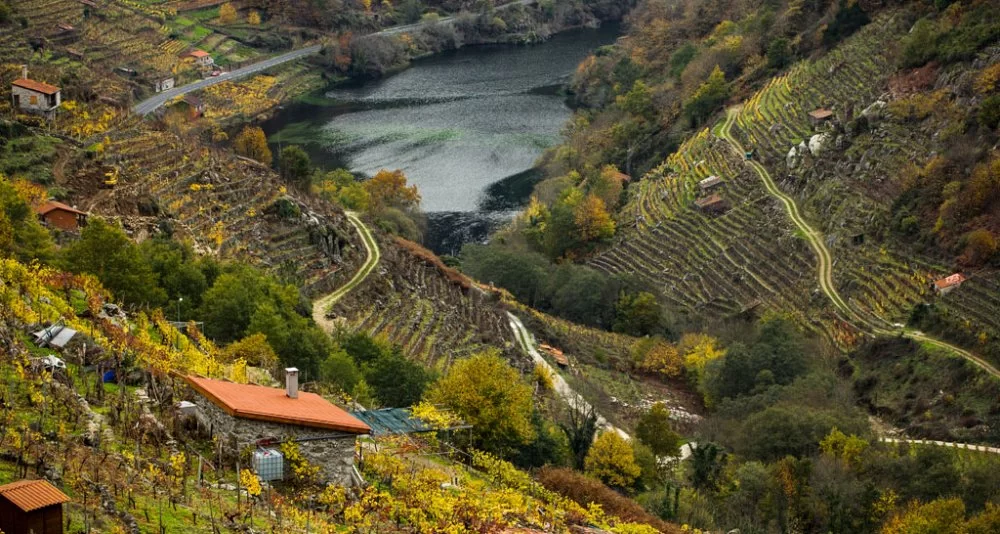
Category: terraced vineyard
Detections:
[
  {"x1": 89, "y1": 122, "x2": 364, "y2": 297},
  {"x1": 329, "y1": 237, "x2": 523, "y2": 372},
  {"x1": 590, "y1": 124, "x2": 844, "y2": 344},
  {"x1": 589, "y1": 15, "x2": 993, "y2": 352}
]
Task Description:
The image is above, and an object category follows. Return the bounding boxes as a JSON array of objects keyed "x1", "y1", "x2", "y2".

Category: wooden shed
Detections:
[
  {"x1": 0, "y1": 479, "x2": 70, "y2": 534},
  {"x1": 36, "y1": 201, "x2": 87, "y2": 231}
]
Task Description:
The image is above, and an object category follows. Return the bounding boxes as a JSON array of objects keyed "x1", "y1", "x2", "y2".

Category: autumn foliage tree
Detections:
[
  {"x1": 574, "y1": 194, "x2": 615, "y2": 242},
  {"x1": 218, "y1": 2, "x2": 237, "y2": 24},
  {"x1": 363, "y1": 169, "x2": 420, "y2": 213},
  {"x1": 584, "y1": 432, "x2": 642, "y2": 490},
  {"x1": 234, "y1": 126, "x2": 272, "y2": 165},
  {"x1": 247, "y1": 9, "x2": 261, "y2": 25},
  {"x1": 424, "y1": 350, "x2": 535, "y2": 456}
]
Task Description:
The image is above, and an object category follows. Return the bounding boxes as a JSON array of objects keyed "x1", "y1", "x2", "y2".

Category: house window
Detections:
[{"x1": 29, "y1": 94, "x2": 38, "y2": 105}]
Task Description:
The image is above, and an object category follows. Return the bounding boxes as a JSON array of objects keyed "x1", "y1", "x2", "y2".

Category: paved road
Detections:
[
  {"x1": 134, "y1": 0, "x2": 539, "y2": 115},
  {"x1": 133, "y1": 44, "x2": 323, "y2": 115},
  {"x1": 719, "y1": 107, "x2": 1000, "y2": 380},
  {"x1": 312, "y1": 211, "x2": 381, "y2": 333}
]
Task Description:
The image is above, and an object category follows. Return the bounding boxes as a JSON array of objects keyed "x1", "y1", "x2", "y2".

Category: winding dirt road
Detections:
[
  {"x1": 718, "y1": 107, "x2": 1000, "y2": 380},
  {"x1": 312, "y1": 211, "x2": 381, "y2": 333}
]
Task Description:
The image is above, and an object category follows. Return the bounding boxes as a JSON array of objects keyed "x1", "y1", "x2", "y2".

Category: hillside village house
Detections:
[
  {"x1": 0, "y1": 479, "x2": 70, "y2": 534},
  {"x1": 933, "y1": 273, "x2": 966, "y2": 296},
  {"x1": 185, "y1": 49, "x2": 214, "y2": 67},
  {"x1": 36, "y1": 200, "x2": 87, "y2": 231},
  {"x1": 184, "y1": 369, "x2": 371, "y2": 486},
  {"x1": 154, "y1": 75, "x2": 175, "y2": 93},
  {"x1": 699, "y1": 175, "x2": 724, "y2": 193},
  {"x1": 11, "y1": 67, "x2": 61, "y2": 118}
]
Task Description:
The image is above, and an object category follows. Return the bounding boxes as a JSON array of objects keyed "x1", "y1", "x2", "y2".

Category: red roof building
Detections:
[
  {"x1": 185, "y1": 375, "x2": 370, "y2": 433},
  {"x1": 0, "y1": 479, "x2": 70, "y2": 534},
  {"x1": 36, "y1": 201, "x2": 87, "y2": 231},
  {"x1": 933, "y1": 273, "x2": 966, "y2": 295}
]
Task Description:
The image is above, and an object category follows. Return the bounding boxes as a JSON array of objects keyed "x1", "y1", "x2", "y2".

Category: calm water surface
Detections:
[{"x1": 263, "y1": 24, "x2": 619, "y2": 254}]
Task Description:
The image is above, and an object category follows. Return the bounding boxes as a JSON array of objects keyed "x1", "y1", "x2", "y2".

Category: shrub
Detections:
[
  {"x1": 979, "y1": 94, "x2": 1000, "y2": 130},
  {"x1": 536, "y1": 467, "x2": 674, "y2": 531},
  {"x1": 584, "y1": 432, "x2": 642, "y2": 489}
]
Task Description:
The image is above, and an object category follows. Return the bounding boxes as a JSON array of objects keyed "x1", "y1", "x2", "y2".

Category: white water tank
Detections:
[{"x1": 252, "y1": 448, "x2": 284, "y2": 482}]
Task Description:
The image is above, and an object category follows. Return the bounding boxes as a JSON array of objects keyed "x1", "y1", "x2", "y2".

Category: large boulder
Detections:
[{"x1": 809, "y1": 133, "x2": 831, "y2": 156}]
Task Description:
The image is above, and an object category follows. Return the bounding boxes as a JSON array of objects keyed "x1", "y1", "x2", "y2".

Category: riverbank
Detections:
[{"x1": 263, "y1": 22, "x2": 621, "y2": 254}]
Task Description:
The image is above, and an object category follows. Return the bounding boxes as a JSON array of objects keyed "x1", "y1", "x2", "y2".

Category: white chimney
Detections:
[
  {"x1": 21, "y1": 65, "x2": 28, "y2": 80},
  {"x1": 285, "y1": 367, "x2": 299, "y2": 399}
]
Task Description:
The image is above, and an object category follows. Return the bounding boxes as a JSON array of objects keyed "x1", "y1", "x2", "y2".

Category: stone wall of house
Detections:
[
  {"x1": 12, "y1": 85, "x2": 59, "y2": 114},
  {"x1": 188, "y1": 394, "x2": 359, "y2": 487}
]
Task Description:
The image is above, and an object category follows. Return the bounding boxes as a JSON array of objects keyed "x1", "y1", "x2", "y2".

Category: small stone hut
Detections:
[
  {"x1": 0, "y1": 479, "x2": 70, "y2": 534},
  {"x1": 184, "y1": 370, "x2": 370, "y2": 487}
]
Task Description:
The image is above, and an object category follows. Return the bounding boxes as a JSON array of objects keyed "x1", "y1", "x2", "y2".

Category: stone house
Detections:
[
  {"x1": 694, "y1": 193, "x2": 727, "y2": 214},
  {"x1": 0, "y1": 479, "x2": 70, "y2": 534},
  {"x1": 36, "y1": 200, "x2": 87, "y2": 231},
  {"x1": 183, "y1": 370, "x2": 370, "y2": 487},
  {"x1": 11, "y1": 68, "x2": 61, "y2": 119}
]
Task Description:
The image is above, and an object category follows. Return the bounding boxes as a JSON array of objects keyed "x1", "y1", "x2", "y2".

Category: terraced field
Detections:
[
  {"x1": 329, "y1": 238, "x2": 522, "y2": 372},
  {"x1": 89, "y1": 123, "x2": 364, "y2": 297},
  {"x1": 591, "y1": 15, "x2": 1000, "y2": 357}
]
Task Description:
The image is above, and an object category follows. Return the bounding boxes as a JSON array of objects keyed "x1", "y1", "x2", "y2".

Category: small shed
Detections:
[
  {"x1": 932, "y1": 273, "x2": 966, "y2": 296},
  {"x1": 183, "y1": 95, "x2": 206, "y2": 117},
  {"x1": 694, "y1": 194, "x2": 727, "y2": 213},
  {"x1": 36, "y1": 200, "x2": 87, "y2": 231},
  {"x1": 0, "y1": 479, "x2": 70, "y2": 534},
  {"x1": 808, "y1": 108, "x2": 834, "y2": 125},
  {"x1": 698, "y1": 175, "x2": 724, "y2": 192}
]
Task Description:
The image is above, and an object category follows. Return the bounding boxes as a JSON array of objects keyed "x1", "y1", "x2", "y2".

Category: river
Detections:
[{"x1": 263, "y1": 23, "x2": 620, "y2": 255}]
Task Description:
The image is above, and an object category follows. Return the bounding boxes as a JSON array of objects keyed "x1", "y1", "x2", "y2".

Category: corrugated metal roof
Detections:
[
  {"x1": 33, "y1": 324, "x2": 77, "y2": 348},
  {"x1": 349, "y1": 408, "x2": 439, "y2": 436},
  {"x1": 0, "y1": 480, "x2": 70, "y2": 512},
  {"x1": 185, "y1": 376, "x2": 370, "y2": 434}
]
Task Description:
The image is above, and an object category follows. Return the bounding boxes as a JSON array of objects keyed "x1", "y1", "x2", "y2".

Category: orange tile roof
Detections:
[
  {"x1": 36, "y1": 200, "x2": 86, "y2": 216},
  {"x1": 0, "y1": 480, "x2": 70, "y2": 512},
  {"x1": 12, "y1": 78, "x2": 60, "y2": 95},
  {"x1": 187, "y1": 50, "x2": 210, "y2": 58},
  {"x1": 185, "y1": 376, "x2": 370, "y2": 434},
  {"x1": 934, "y1": 273, "x2": 966, "y2": 289}
]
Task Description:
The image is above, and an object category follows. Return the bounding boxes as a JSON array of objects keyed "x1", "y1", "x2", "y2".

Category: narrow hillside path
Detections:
[
  {"x1": 507, "y1": 312, "x2": 630, "y2": 440},
  {"x1": 718, "y1": 108, "x2": 1000, "y2": 380},
  {"x1": 312, "y1": 211, "x2": 380, "y2": 333}
]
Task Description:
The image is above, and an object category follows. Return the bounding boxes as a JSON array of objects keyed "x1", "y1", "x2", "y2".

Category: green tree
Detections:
[
  {"x1": 139, "y1": 237, "x2": 212, "y2": 316},
  {"x1": 690, "y1": 442, "x2": 727, "y2": 492},
  {"x1": 279, "y1": 146, "x2": 312, "y2": 188},
  {"x1": 234, "y1": 126, "x2": 272, "y2": 165},
  {"x1": 0, "y1": 177, "x2": 54, "y2": 263},
  {"x1": 766, "y1": 37, "x2": 792, "y2": 69},
  {"x1": 363, "y1": 349, "x2": 432, "y2": 407},
  {"x1": 320, "y1": 347, "x2": 363, "y2": 395},
  {"x1": 613, "y1": 291, "x2": 661, "y2": 336},
  {"x1": 61, "y1": 218, "x2": 165, "y2": 307},
  {"x1": 584, "y1": 432, "x2": 641, "y2": 490},
  {"x1": 424, "y1": 350, "x2": 535, "y2": 456},
  {"x1": 635, "y1": 402, "x2": 681, "y2": 457},
  {"x1": 979, "y1": 94, "x2": 1000, "y2": 130},
  {"x1": 683, "y1": 65, "x2": 729, "y2": 125}
]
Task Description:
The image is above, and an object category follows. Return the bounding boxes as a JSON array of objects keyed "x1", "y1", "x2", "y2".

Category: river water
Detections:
[{"x1": 263, "y1": 23, "x2": 619, "y2": 254}]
